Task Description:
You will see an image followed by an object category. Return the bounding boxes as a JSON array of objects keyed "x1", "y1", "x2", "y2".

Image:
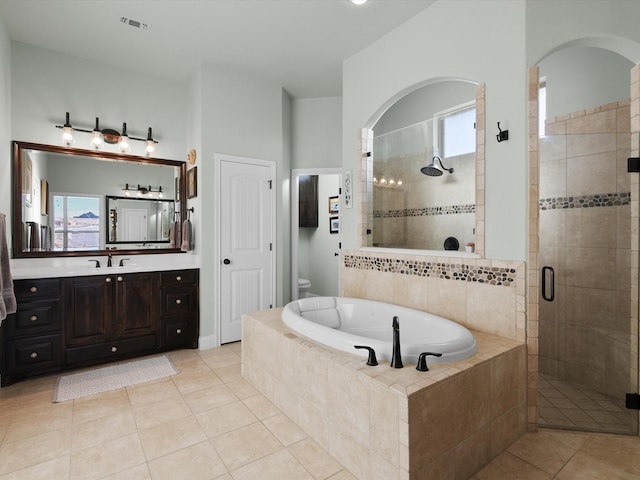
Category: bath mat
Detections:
[{"x1": 53, "y1": 355, "x2": 178, "y2": 403}]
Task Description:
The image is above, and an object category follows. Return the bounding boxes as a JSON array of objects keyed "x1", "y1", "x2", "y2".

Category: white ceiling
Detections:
[{"x1": 0, "y1": 0, "x2": 434, "y2": 98}]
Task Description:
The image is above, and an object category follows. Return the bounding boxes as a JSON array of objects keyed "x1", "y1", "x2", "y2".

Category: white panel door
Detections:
[
  {"x1": 219, "y1": 157, "x2": 274, "y2": 344},
  {"x1": 121, "y1": 208, "x2": 147, "y2": 241}
]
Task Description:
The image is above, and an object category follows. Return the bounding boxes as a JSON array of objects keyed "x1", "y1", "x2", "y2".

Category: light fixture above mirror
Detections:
[{"x1": 55, "y1": 112, "x2": 158, "y2": 155}]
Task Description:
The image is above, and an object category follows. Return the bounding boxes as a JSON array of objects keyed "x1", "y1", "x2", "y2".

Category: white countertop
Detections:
[{"x1": 10, "y1": 253, "x2": 201, "y2": 280}]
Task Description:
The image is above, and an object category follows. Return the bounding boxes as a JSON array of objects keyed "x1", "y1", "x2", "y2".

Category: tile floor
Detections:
[
  {"x1": 0, "y1": 343, "x2": 638, "y2": 479},
  {"x1": 538, "y1": 373, "x2": 637, "y2": 435}
]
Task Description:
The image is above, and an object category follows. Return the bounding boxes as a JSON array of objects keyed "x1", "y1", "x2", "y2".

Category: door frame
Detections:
[
  {"x1": 291, "y1": 168, "x2": 343, "y2": 300},
  {"x1": 215, "y1": 153, "x2": 276, "y2": 343}
]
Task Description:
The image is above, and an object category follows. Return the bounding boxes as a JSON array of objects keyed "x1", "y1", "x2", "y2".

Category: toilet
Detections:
[{"x1": 298, "y1": 277, "x2": 312, "y2": 298}]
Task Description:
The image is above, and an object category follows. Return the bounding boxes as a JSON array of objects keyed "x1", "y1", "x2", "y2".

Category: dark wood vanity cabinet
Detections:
[{"x1": 1, "y1": 269, "x2": 199, "y2": 386}]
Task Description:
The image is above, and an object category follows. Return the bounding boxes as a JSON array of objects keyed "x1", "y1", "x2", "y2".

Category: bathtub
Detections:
[{"x1": 282, "y1": 297, "x2": 477, "y2": 365}]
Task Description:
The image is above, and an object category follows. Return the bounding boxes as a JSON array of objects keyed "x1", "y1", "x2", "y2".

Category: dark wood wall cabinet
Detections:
[
  {"x1": 1, "y1": 269, "x2": 199, "y2": 386},
  {"x1": 298, "y1": 174, "x2": 318, "y2": 228}
]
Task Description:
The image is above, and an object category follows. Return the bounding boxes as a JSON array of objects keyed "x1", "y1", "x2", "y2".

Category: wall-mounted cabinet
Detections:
[{"x1": 298, "y1": 175, "x2": 318, "y2": 228}]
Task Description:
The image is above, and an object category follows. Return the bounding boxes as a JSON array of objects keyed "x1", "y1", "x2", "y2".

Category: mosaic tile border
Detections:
[
  {"x1": 539, "y1": 192, "x2": 630, "y2": 210},
  {"x1": 374, "y1": 203, "x2": 476, "y2": 218},
  {"x1": 344, "y1": 255, "x2": 516, "y2": 287}
]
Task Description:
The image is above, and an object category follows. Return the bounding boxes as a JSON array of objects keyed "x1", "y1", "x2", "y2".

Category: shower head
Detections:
[{"x1": 420, "y1": 156, "x2": 454, "y2": 177}]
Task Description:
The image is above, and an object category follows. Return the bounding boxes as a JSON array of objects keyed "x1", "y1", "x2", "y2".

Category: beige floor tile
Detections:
[
  {"x1": 171, "y1": 368, "x2": 224, "y2": 395},
  {"x1": 242, "y1": 393, "x2": 281, "y2": 420},
  {"x1": 101, "y1": 463, "x2": 151, "y2": 480},
  {"x1": 132, "y1": 395, "x2": 192, "y2": 430},
  {"x1": 138, "y1": 415, "x2": 207, "y2": 460},
  {"x1": 555, "y1": 451, "x2": 636, "y2": 480},
  {"x1": 0, "y1": 455, "x2": 70, "y2": 480},
  {"x1": 474, "y1": 452, "x2": 551, "y2": 480},
  {"x1": 183, "y1": 384, "x2": 239, "y2": 414},
  {"x1": 288, "y1": 438, "x2": 344, "y2": 480},
  {"x1": 230, "y1": 448, "x2": 313, "y2": 480},
  {"x1": 147, "y1": 440, "x2": 227, "y2": 479},
  {"x1": 200, "y1": 350, "x2": 241, "y2": 370},
  {"x1": 225, "y1": 378, "x2": 259, "y2": 399},
  {"x1": 211, "y1": 422, "x2": 282, "y2": 471},
  {"x1": 326, "y1": 470, "x2": 358, "y2": 480},
  {"x1": 213, "y1": 364, "x2": 242, "y2": 383},
  {"x1": 126, "y1": 378, "x2": 180, "y2": 407},
  {"x1": 72, "y1": 388, "x2": 131, "y2": 424},
  {"x1": 3, "y1": 403, "x2": 73, "y2": 443},
  {"x1": 69, "y1": 432, "x2": 145, "y2": 479},
  {"x1": 196, "y1": 400, "x2": 259, "y2": 438},
  {"x1": 72, "y1": 409, "x2": 138, "y2": 452},
  {"x1": 578, "y1": 434, "x2": 640, "y2": 476},
  {"x1": 0, "y1": 427, "x2": 72, "y2": 476},
  {"x1": 507, "y1": 431, "x2": 577, "y2": 475},
  {"x1": 263, "y1": 413, "x2": 307, "y2": 446}
]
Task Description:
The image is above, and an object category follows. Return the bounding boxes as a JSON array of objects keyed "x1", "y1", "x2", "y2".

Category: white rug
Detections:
[{"x1": 53, "y1": 355, "x2": 179, "y2": 403}]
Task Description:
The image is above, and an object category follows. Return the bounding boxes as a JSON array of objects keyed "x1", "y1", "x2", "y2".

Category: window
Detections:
[
  {"x1": 52, "y1": 194, "x2": 102, "y2": 251},
  {"x1": 433, "y1": 101, "x2": 476, "y2": 158},
  {"x1": 539, "y1": 76, "x2": 547, "y2": 137}
]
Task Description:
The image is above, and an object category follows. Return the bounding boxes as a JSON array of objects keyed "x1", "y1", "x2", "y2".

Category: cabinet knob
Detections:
[
  {"x1": 117, "y1": 276, "x2": 123, "y2": 282},
  {"x1": 30, "y1": 286, "x2": 38, "y2": 293},
  {"x1": 175, "y1": 299, "x2": 182, "y2": 305},
  {"x1": 176, "y1": 275, "x2": 182, "y2": 281},
  {"x1": 176, "y1": 328, "x2": 182, "y2": 334},
  {"x1": 30, "y1": 352, "x2": 38, "y2": 359},
  {"x1": 105, "y1": 277, "x2": 112, "y2": 283},
  {"x1": 30, "y1": 315, "x2": 38, "y2": 322},
  {"x1": 111, "y1": 346, "x2": 118, "y2": 353}
]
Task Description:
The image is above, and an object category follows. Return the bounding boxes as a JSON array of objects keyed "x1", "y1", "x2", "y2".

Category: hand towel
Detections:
[
  {"x1": 181, "y1": 219, "x2": 192, "y2": 252},
  {"x1": 0, "y1": 213, "x2": 17, "y2": 324},
  {"x1": 169, "y1": 222, "x2": 176, "y2": 248}
]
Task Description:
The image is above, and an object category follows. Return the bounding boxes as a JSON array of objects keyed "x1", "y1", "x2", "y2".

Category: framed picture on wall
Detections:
[
  {"x1": 22, "y1": 156, "x2": 32, "y2": 206},
  {"x1": 187, "y1": 167, "x2": 197, "y2": 199},
  {"x1": 329, "y1": 216, "x2": 339, "y2": 234},
  {"x1": 328, "y1": 195, "x2": 339, "y2": 213}
]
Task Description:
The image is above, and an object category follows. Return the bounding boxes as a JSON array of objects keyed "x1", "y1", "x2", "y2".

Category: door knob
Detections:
[{"x1": 223, "y1": 259, "x2": 231, "y2": 265}]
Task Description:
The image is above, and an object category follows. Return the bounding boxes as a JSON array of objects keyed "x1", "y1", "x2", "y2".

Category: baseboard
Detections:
[{"x1": 198, "y1": 334, "x2": 219, "y2": 350}]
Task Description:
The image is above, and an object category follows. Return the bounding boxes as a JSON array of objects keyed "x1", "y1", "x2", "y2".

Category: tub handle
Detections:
[
  {"x1": 416, "y1": 352, "x2": 443, "y2": 372},
  {"x1": 542, "y1": 266, "x2": 555, "y2": 302},
  {"x1": 354, "y1": 345, "x2": 378, "y2": 366}
]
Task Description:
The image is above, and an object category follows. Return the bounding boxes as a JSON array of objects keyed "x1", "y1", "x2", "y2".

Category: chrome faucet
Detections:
[{"x1": 390, "y1": 316, "x2": 403, "y2": 368}]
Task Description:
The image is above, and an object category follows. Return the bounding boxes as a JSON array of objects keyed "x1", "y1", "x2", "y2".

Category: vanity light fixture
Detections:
[
  {"x1": 91, "y1": 118, "x2": 103, "y2": 149},
  {"x1": 119, "y1": 123, "x2": 130, "y2": 152},
  {"x1": 123, "y1": 183, "x2": 163, "y2": 198},
  {"x1": 55, "y1": 112, "x2": 159, "y2": 154}
]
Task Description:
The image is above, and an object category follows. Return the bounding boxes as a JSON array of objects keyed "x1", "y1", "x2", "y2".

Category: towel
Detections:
[
  {"x1": 169, "y1": 222, "x2": 176, "y2": 248},
  {"x1": 27, "y1": 221, "x2": 40, "y2": 251},
  {"x1": 0, "y1": 213, "x2": 17, "y2": 324},
  {"x1": 181, "y1": 219, "x2": 192, "y2": 252}
]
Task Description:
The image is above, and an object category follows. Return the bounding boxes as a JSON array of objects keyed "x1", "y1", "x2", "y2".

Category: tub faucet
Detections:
[{"x1": 391, "y1": 316, "x2": 403, "y2": 368}]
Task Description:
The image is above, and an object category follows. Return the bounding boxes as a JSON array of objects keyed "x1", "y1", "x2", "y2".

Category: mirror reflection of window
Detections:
[{"x1": 53, "y1": 194, "x2": 101, "y2": 251}]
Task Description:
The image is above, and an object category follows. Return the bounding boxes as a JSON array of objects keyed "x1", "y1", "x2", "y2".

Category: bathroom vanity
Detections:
[{"x1": 0, "y1": 268, "x2": 199, "y2": 386}]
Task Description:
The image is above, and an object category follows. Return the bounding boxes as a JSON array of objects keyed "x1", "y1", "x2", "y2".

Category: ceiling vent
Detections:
[{"x1": 120, "y1": 16, "x2": 152, "y2": 32}]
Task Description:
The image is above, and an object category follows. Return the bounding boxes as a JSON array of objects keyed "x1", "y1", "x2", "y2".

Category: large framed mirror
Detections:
[
  {"x1": 361, "y1": 79, "x2": 485, "y2": 256},
  {"x1": 12, "y1": 141, "x2": 186, "y2": 258}
]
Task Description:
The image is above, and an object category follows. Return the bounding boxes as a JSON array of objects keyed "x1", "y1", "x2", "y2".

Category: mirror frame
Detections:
[
  {"x1": 105, "y1": 195, "x2": 175, "y2": 245},
  {"x1": 12, "y1": 141, "x2": 187, "y2": 258}
]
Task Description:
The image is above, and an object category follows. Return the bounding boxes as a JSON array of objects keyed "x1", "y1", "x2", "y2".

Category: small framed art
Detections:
[
  {"x1": 329, "y1": 216, "x2": 339, "y2": 234},
  {"x1": 187, "y1": 167, "x2": 197, "y2": 199}
]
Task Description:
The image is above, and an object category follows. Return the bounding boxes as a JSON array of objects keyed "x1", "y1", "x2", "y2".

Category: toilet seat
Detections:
[{"x1": 298, "y1": 278, "x2": 311, "y2": 288}]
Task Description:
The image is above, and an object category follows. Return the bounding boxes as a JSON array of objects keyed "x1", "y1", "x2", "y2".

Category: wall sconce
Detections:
[
  {"x1": 55, "y1": 112, "x2": 159, "y2": 154},
  {"x1": 123, "y1": 183, "x2": 163, "y2": 198}
]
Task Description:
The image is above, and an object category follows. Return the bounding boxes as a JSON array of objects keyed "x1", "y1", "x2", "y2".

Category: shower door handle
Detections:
[{"x1": 542, "y1": 266, "x2": 555, "y2": 302}]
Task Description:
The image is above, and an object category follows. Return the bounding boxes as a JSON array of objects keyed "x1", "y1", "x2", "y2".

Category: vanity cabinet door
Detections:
[
  {"x1": 115, "y1": 272, "x2": 159, "y2": 338},
  {"x1": 64, "y1": 275, "x2": 115, "y2": 347},
  {"x1": 159, "y1": 269, "x2": 199, "y2": 349}
]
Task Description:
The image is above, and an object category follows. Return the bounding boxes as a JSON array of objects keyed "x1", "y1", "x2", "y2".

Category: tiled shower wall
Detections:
[{"x1": 538, "y1": 100, "x2": 632, "y2": 402}]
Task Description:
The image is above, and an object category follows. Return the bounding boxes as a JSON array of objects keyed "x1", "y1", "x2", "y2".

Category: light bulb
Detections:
[
  {"x1": 145, "y1": 140, "x2": 155, "y2": 155},
  {"x1": 350, "y1": 0, "x2": 368, "y2": 4},
  {"x1": 62, "y1": 127, "x2": 74, "y2": 145},
  {"x1": 119, "y1": 122, "x2": 130, "y2": 152}
]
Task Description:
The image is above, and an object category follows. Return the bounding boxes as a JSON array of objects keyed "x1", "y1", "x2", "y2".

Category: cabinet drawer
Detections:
[
  {"x1": 14, "y1": 279, "x2": 60, "y2": 300},
  {"x1": 161, "y1": 287, "x2": 197, "y2": 316},
  {"x1": 7, "y1": 301, "x2": 60, "y2": 337},
  {"x1": 6, "y1": 335, "x2": 61, "y2": 373},
  {"x1": 65, "y1": 334, "x2": 157, "y2": 364},
  {"x1": 160, "y1": 270, "x2": 198, "y2": 287},
  {"x1": 162, "y1": 319, "x2": 196, "y2": 348}
]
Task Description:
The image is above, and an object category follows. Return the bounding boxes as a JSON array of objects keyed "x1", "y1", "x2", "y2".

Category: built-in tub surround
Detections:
[
  {"x1": 242, "y1": 309, "x2": 526, "y2": 480},
  {"x1": 282, "y1": 296, "x2": 477, "y2": 364}
]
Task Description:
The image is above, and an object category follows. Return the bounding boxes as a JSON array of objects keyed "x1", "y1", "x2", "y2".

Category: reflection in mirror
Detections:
[
  {"x1": 363, "y1": 80, "x2": 484, "y2": 254},
  {"x1": 13, "y1": 141, "x2": 186, "y2": 257},
  {"x1": 106, "y1": 196, "x2": 174, "y2": 245}
]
